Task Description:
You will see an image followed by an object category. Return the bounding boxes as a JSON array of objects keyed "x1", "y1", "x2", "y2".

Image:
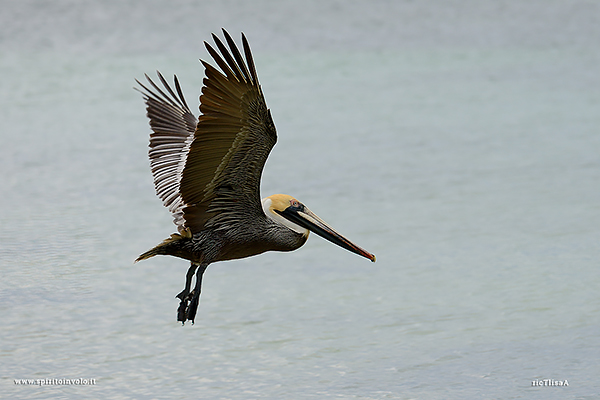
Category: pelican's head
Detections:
[{"x1": 261, "y1": 194, "x2": 376, "y2": 262}]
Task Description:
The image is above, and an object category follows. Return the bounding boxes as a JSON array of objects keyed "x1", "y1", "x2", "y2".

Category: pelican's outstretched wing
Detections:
[
  {"x1": 181, "y1": 30, "x2": 277, "y2": 233},
  {"x1": 138, "y1": 30, "x2": 277, "y2": 234},
  {"x1": 136, "y1": 72, "x2": 197, "y2": 230}
]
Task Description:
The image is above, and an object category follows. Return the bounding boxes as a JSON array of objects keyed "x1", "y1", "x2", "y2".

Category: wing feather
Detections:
[
  {"x1": 179, "y1": 30, "x2": 276, "y2": 233},
  {"x1": 136, "y1": 72, "x2": 197, "y2": 229},
  {"x1": 137, "y1": 30, "x2": 277, "y2": 234}
]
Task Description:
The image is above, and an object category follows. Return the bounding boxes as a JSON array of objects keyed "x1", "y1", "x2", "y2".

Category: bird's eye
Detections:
[{"x1": 290, "y1": 199, "x2": 300, "y2": 208}]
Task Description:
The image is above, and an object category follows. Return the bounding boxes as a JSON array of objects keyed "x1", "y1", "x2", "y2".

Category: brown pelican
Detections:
[{"x1": 136, "y1": 29, "x2": 375, "y2": 324}]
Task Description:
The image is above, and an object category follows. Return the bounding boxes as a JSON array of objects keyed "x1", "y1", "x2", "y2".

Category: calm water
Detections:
[{"x1": 1, "y1": 1, "x2": 599, "y2": 399}]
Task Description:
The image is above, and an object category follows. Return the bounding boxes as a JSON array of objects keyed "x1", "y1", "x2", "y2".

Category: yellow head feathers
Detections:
[
  {"x1": 261, "y1": 194, "x2": 308, "y2": 235},
  {"x1": 263, "y1": 194, "x2": 300, "y2": 212}
]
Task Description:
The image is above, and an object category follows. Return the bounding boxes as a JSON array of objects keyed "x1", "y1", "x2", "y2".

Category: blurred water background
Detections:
[{"x1": 1, "y1": 1, "x2": 599, "y2": 399}]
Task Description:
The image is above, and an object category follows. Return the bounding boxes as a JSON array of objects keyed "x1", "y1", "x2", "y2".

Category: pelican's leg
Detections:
[
  {"x1": 176, "y1": 262, "x2": 198, "y2": 323},
  {"x1": 177, "y1": 262, "x2": 198, "y2": 300},
  {"x1": 186, "y1": 263, "x2": 208, "y2": 324}
]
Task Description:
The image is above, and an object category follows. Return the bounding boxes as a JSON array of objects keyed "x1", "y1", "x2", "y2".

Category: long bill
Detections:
[{"x1": 278, "y1": 206, "x2": 376, "y2": 262}]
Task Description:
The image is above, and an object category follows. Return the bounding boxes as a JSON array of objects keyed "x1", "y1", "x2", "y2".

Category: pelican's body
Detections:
[
  {"x1": 136, "y1": 30, "x2": 375, "y2": 324},
  {"x1": 139, "y1": 195, "x2": 309, "y2": 264}
]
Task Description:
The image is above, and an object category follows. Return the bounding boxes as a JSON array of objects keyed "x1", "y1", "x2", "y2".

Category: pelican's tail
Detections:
[{"x1": 135, "y1": 228, "x2": 193, "y2": 262}]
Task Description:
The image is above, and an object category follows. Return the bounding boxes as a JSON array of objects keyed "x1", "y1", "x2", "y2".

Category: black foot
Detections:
[
  {"x1": 187, "y1": 292, "x2": 200, "y2": 324},
  {"x1": 176, "y1": 289, "x2": 194, "y2": 324},
  {"x1": 176, "y1": 289, "x2": 200, "y2": 324},
  {"x1": 176, "y1": 263, "x2": 207, "y2": 325},
  {"x1": 177, "y1": 299, "x2": 188, "y2": 324}
]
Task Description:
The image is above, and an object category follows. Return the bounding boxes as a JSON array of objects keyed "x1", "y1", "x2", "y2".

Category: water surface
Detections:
[{"x1": 1, "y1": 1, "x2": 599, "y2": 399}]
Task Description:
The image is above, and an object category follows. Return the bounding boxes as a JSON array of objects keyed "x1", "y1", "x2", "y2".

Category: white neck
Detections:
[{"x1": 261, "y1": 197, "x2": 308, "y2": 235}]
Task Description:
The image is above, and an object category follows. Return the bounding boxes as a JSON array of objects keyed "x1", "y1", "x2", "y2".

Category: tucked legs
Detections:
[{"x1": 176, "y1": 262, "x2": 208, "y2": 324}]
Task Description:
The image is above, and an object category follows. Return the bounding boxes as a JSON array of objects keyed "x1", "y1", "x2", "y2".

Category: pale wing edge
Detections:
[{"x1": 136, "y1": 72, "x2": 198, "y2": 231}]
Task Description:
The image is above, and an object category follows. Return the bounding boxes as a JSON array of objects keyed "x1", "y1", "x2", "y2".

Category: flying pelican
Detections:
[{"x1": 136, "y1": 29, "x2": 375, "y2": 324}]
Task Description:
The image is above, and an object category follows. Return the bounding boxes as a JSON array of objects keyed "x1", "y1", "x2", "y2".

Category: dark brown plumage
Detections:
[{"x1": 136, "y1": 30, "x2": 375, "y2": 324}]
